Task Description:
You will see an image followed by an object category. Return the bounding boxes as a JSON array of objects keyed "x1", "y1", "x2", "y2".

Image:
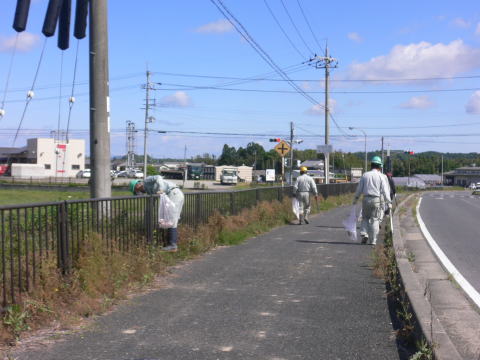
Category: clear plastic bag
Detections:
[
  {"x1": 343, "y1": 204, "x2": 359, "y2": 242},
  {"x1": 292, "y1": 197, "x2": 300, "y2": 220},
  {"x1": 158, "y1": 193, "x2": 177, "y2": 228}
]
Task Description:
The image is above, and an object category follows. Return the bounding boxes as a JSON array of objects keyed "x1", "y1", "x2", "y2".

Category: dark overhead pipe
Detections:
[
  {"x1": 42, "y1": 0, "x2": 62, "y2": 37},
  {"x1": 58, "y1": 0, "x2": 71, "y2": 49},
  {"x1": 74, "y1": 0, "x2": 88, "y2": 39},
  {"x1": 13, "y1": 0, "x2": 31, "y2": 32}
]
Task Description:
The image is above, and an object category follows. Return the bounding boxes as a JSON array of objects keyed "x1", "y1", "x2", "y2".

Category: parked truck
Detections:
[{"x1": 220, "y1": 168, "x2": 238, "y2": 185}]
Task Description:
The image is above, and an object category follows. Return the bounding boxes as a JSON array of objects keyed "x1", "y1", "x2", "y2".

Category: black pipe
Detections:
[
  {"x1": 42, "y1": 0, "x2": 62, "y2": 37},
  {"x1": 13, "y1": 0, "x2": 31, "y2": 32},
  {"x1": 73, "y1": 0, "x2": 88, "y2": 39},
  {"x1": 58, "y1": 0, "x2": 71, "y2": 49}
]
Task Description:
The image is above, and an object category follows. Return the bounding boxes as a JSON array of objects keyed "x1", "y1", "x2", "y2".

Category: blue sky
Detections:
[{"x1": 1, "y1": 0, "x2": 480, "y2": 158}]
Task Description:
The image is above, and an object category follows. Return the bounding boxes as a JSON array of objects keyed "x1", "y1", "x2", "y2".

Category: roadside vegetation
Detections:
[
  {"x1": 0, "y1": 192, "x2": 353, "y2": 348},
  {"x1": 372, "y1": 199, "x2": 434, "y2": 360}
]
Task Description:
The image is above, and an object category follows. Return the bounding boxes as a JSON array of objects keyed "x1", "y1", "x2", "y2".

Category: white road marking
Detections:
[{"x1": 417, "y1": 197, "x2": 480, "y2": 309}]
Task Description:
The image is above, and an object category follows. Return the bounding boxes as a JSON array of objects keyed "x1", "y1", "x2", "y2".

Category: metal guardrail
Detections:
[{"x1": 0, "y1": 183, "x2": 356, "y2": 306}]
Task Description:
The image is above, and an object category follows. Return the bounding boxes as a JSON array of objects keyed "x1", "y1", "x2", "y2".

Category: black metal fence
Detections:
[{"x1": 0, "y1": 183, "x2": 356, "y2": 306}]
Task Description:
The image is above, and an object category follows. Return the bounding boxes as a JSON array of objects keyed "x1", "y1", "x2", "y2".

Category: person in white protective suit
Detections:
[
  {"x1": 130, "y1": 176, "x2": 184, "y2": 252},
  {"x1": 293, "y1": 166, "x2": 318, "y2": 225},
  {"x1": 352, "y1": 156, "x2": 391, "y2": 245}
]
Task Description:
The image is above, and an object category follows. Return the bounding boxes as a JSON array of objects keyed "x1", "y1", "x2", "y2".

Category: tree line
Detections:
[{"x1": 115, "y1": 143, "x2": 480, "y2": 177}]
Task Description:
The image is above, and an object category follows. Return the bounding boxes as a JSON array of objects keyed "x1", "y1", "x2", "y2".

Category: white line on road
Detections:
[{"x1": 416, "y1": 197, "x2": 480, "y2": 310}]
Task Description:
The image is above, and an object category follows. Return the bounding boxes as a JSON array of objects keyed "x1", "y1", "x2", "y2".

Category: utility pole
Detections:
[
  {"x1": 89, "y1": 0, "x2": 111, "y2": 199},
  {"x1": 441, "y1": 154, "x2": 444, "y2": 185},
  {"x1": 142, "y1": 70, "x2": 154, "y2": 180},
  {"x1": 183, "y1": 144, "x2": 187, "y2": 188},
  {"x1": 126, "y1": 120, "x2": 136, "y2": 172},
  {"x1": 381, "y1": 136, "x2": 384, "y2": 173},
  {"x1": 290, "y1": 121, "x2": 294, "y2": 184},
  {"x1": 309, "y1": 45, "x2": 338, "y2": 184}
]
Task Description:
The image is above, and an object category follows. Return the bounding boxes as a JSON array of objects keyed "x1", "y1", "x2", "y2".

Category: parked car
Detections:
[{"x1": 76, "y1": 169, "x2": 91, "y2": 178}]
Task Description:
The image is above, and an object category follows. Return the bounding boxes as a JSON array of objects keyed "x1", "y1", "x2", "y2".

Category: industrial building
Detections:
[{"x1": 0, "y1": 138, "x2": 86, "y2": 178}]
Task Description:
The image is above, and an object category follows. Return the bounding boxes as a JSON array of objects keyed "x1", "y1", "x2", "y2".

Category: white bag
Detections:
[
  {"x1": 343, "y1": 205, "x2": 359, "y2": 242},
  {"x1": 158, "y1": 193, "x2": 177, "y2": 228},
  {"x1": 292, "y1": 197, "x2": 300, "y2": 220}
]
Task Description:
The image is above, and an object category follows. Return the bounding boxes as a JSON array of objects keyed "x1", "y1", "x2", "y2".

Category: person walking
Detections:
[
  {"x1": 353, "y1": 156, "x2": 391, "y2": 245},
  {"x1": 293, "y1": 166, "x2": 318, "y2": 225},
  {"x1": 130, "y1": 175, "x2": 184, "y2": 252}
]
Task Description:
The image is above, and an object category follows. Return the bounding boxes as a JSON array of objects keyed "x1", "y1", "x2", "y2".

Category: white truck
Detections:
[{"x1": 220, "y1": 168, "x2": 238, "y2": 185}]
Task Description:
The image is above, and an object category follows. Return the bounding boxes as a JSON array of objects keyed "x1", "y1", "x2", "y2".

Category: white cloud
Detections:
[
  {"x1": 400, "y1": 96, "x2": 434, "y2": 109},
  {"x1": 476, "y1": 23, "x2": 480, "y2": 36},
  {"x1": 0, "y1": 32, "x2": 40, "y2": 52},
  {"x1": 195, "y1": 19, "x2": 233, "y2": 34},
  {"x1": 159, "y1": 91, "x2": 192, "y2": 108},
  {"x1": 346, "y1": 40, "x2": 480, "y2": 82},
  {"x1": 347, "y1": 32, "x2": 363, "y2": 43},
  {"x1": 306, "y1": 99, "x2": 337, "y2": 115},
  {"x1": 465, "y1": 91, "x2": 480, "y2": 114},
  {"x1": 451, "y1": 17, "x2": 470, "y2": 29}
]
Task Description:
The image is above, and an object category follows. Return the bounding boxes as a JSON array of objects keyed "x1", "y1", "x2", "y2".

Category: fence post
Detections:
[
  {"x1": 57, "y1": 201, "x2": 70, "y2": 273},
  {"x1": 230, "y1": 192, "x2": 235, "y2": 215},
  {"x1": 255, "y1": 188, "x2": 260, "y2": 204},
  {"x1": 146, "y1": 196, "x2": 154, "y2": 244},
  {"x1": 195, "y1": 193, "x2": 202, "y2": 227},
  {"x1": 277, "y1": 187, "x2": 282, "y2": 202}
]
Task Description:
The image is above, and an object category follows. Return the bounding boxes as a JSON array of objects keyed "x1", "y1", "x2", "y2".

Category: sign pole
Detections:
[{"x1": 281, "y1": 156, "x2": 285, "y2": 187}]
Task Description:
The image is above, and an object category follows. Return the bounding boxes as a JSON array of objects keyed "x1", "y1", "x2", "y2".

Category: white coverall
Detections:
[
  {"x1": 293, "y1": 174, "x2": 318, "y2": 222},
  {"x1": 143, "y1": 175, "x2": 184, "y2": 228},
  {"x1": 353, "y1": 169, "x2": 391, "y2": 244}
]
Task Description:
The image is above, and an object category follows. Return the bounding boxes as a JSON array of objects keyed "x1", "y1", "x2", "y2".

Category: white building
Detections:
[{"x1": 2, "y1": 138, "x2": 85, "y2": 178}]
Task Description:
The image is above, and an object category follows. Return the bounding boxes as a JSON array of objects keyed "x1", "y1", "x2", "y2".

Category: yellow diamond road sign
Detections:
[{"x1": 274, "y1": 140, "x2": 290, "y2": 157}]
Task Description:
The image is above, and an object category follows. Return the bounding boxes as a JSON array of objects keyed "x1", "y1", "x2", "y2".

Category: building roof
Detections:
[
  {"x1": 301, "y1": 160, "x2": 325, "y2": 169},
  {"x1": 393, "y1": 177, "x2": 426, "y2": 188},
  {"x1": 413, "y1": 174, "x2": 441, "y2": 182}
]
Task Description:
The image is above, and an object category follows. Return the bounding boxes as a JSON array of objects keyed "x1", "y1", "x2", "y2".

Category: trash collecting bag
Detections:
[
  {"x1": 158, "y1": 193, "x2": 177, "y2": 228},
  {"x1": 292, "y1": 197, "x2": 300, "y2": 220},
  {"x1": 342, "y1": 204, "x2": 359, "y2": 242}
]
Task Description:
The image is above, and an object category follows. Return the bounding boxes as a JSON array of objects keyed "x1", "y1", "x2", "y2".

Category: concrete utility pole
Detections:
[
  {"x1": 309, "y1": 46, "x2": 337, "y2": 184},
  {"x1": 89, "y1": 0, "x2": 111, "y2": 199},
  {"x1": 290, "y1": 121, "x2": 294, "y2": 184},
  {"x1": 441, "y1": 154, "x2": 444, "y2": 185},
  {"x1": 143, "y1": 70, "x2": 154, "y2": 180},
  {"x1": 381, "y1": 136, "x2": 384, "y2": 172},
  {"x1": 126, "y1": 120, "x2": 136, "y2": 171}
]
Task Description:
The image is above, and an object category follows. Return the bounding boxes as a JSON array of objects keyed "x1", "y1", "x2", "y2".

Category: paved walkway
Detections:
[{"x1": 13, "y1": 206, "x2": 401, "y2": 360}]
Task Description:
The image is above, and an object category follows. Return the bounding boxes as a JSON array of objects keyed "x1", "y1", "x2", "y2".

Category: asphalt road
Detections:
[
  {"x1": 420, "y1": 191, "x2": 480, "y2": 293},
  {"x1": 13, "y1": 206, "x2": 400, "y2": 360}
]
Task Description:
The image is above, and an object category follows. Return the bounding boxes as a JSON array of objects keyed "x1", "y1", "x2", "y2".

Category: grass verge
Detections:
[
  {"x1": 0, "y1": 192, "x2": 352, "y2": 347},
  {"x1": 372, "y1": 211, "x2": 434, "y2": 360}
]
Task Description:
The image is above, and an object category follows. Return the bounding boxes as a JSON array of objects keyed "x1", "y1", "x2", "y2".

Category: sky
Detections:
[{"x1": 1, "y1": 0, "x2": 480, "y2": 159}]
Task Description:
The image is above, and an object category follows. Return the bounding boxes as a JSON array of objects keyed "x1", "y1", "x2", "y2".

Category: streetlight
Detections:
[{"x1": 348, "y1": 127, "x2": 367, "y2": 173}]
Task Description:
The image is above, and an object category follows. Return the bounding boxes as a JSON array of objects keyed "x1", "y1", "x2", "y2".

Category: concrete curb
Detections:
[{"x1": 392, "y1": 194, "x2": 462, "y2": 360}]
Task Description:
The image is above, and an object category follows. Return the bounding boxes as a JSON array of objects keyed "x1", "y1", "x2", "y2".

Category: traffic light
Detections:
[
  {"x1": 269, "y1": 138, "x2": 281, "y2": 142},
  {"x1": 404, "y1": 151, "x2": 415, "y2": 155}
]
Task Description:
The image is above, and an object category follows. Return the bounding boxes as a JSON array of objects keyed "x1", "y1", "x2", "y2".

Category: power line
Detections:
[
  {"x1": 156, "y1": 82, "x2": 480, "y2": 95},
  {"x1": 263, "y1": 0, "x2": 307, "y2": 60},
  {"x1": 295, "y1": 0, "x2": 323, "y2": 54},
  {"x1": 279, "y1": 0, "x2": 315, "y2": 56},
  {"x1": 143, "y1": 70, "x2": 480, "y2": 83},
  {"x1": 209, "y1": 0, "x2": 321, "y2": 107}
]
